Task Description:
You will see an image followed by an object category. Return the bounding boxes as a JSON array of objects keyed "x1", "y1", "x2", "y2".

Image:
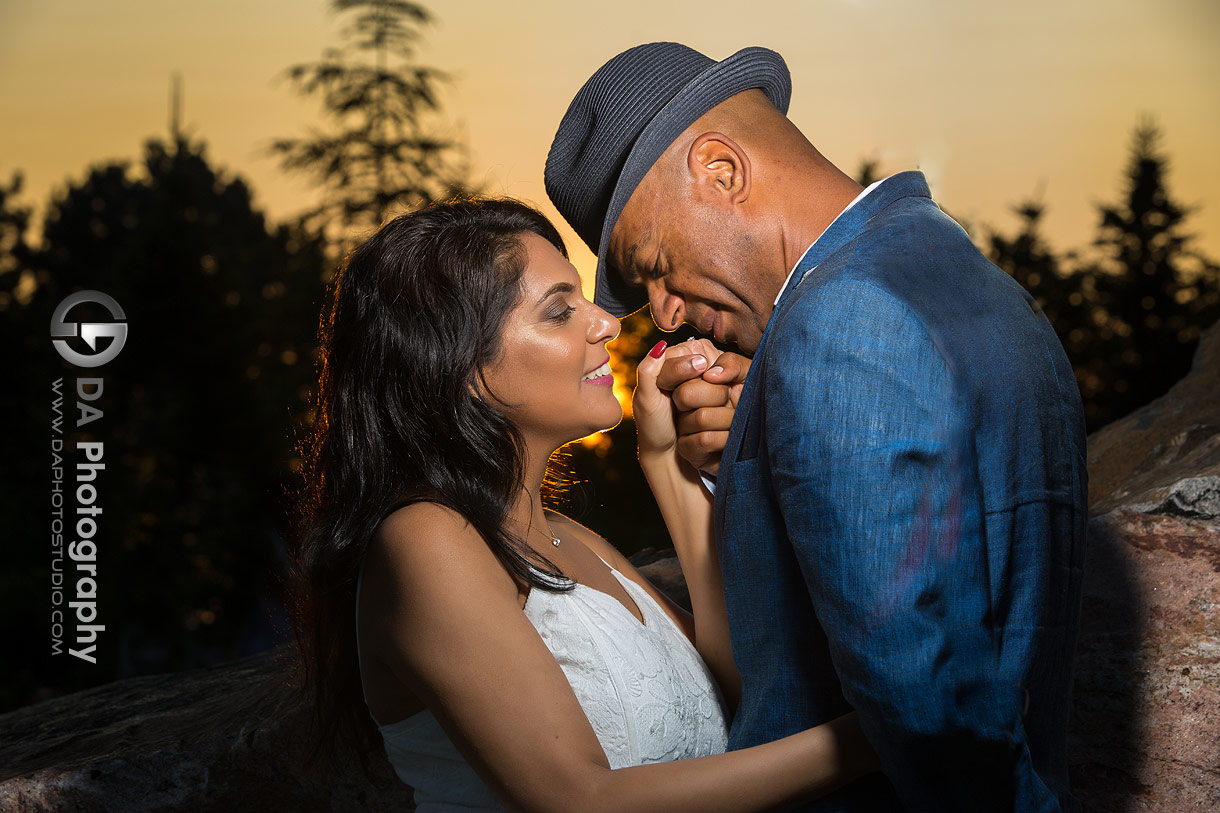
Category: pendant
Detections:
[{"x1": 552, "y1": 537, "x2": 561, "y2": 547}]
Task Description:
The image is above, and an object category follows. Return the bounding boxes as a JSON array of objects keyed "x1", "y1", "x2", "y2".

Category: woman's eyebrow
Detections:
[{"x1": 535, "y1": 281, "x2": 576, "y2": 304}]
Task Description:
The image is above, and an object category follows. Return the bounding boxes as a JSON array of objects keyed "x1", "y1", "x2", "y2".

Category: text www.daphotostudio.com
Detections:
[{"x1": 48, "y1": 290, "x2": 128, "y2": 664}]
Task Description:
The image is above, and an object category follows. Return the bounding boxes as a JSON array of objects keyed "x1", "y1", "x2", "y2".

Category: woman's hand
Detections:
[
  {"x1": 635, "y1": 338, "x2": 747, "y2": 474},
  {"x1": 633, "y1": 338, "x2": 725, "y2": 461},
  {"x1": 632, "y1": 340, "x2": 676, "y2": 459}
]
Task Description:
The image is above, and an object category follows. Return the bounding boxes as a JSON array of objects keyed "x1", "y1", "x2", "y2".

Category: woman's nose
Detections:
[{"x1": 589, "y1": 303, "x2": 620, "y2": 344}]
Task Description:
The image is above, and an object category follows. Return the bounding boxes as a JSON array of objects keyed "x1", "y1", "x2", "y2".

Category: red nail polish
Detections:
[{"x1": 648, "y1": 340, "x2": 667, "y2": 359}]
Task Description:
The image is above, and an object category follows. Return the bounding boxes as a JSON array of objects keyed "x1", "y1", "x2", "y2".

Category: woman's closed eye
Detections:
[{"x1": 547, "y1": 303, "x2": 577, "y2": 322}]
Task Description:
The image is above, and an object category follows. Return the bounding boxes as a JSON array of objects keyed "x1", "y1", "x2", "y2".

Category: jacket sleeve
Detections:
[{"x1": 763, "y1": 278, "x2": 1057, "y2": 811}]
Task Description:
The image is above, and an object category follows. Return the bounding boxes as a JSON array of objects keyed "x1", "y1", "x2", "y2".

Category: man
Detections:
[{"x1": 545, "y1": 43, "x2": 1087, "y2": 810}]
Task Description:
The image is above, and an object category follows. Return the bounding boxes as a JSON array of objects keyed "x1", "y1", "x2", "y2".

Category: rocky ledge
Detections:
[
  {"x1": 3, "y1": 324, "x2": 1219, "y2": 811},
  {"x1": 1068, "y1": 319, "x2": 1220, "y2": 810}
]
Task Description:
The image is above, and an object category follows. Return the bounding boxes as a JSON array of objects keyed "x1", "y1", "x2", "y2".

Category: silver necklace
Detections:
[
  {"x1": 534, "y1": 520, "x2": 562, "y2": 548},
  {"x1": 517, "y1": 515, "x2": 561, "y2": 547}
]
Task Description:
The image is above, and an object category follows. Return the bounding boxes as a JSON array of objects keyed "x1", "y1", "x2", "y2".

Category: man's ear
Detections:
[{"x1": 687, "y1": 132, "x2": 751, "y2": 205}]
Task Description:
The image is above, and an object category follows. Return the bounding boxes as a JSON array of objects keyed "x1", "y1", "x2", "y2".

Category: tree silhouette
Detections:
[
  {"x1": 1086, "y1": 119, "x2": 1220, "y2": 423},
  {"x1": 0, "y1": 137, "x2": 331, "y2": 711},
  {"x1": 0, "y1": 172, "x2": 34, "y2": 290},
  {"x1": 0, "y1": 170, "x2": 47, "y2": 712},
  {"x1": 271, "y1": 0, "x2": 466, "y2": 238},
  {"x1": 988, "y1": 119, "x2": 1220, "y2": 430}
]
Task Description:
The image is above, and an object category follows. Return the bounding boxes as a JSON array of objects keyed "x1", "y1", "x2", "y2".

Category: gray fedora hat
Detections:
[{"x1": 545, "y1": 42, "x2": 791, "y2": 318}]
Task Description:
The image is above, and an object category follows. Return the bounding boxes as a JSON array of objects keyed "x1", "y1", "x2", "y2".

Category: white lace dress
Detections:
[{"x1": 356, "y1": 555, "x2": 729, "y2": 811}]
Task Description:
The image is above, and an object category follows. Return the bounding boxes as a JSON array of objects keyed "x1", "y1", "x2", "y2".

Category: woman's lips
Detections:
[{"x1": 581, "y1": 358, "x2": 613, "y2": 385}]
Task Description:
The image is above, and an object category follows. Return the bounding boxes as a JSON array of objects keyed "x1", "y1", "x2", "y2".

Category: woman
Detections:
[{"x1": 287, "y1": 196, "x2": 879, "y2": 811}]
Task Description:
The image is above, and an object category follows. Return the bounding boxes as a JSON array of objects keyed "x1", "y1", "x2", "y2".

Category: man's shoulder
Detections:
[
  {"x1": 763, "y1": 202, "x2": 996, "y2": 377},
  {"x1": 772, "y1": 199, "x2": 1010, "y2": 346},
  {"x1": 766, "y1": 274, "x2": 946, "y2": 381},
  {"x1": 777, "y1": 272, "x2": 910, "y2": 329},
  {"x1": 845, "y1": 198, "x2": 981, "y2": 274},
  {"x1": 771, "y1": 260, "x2": 926, "y2": 348}
]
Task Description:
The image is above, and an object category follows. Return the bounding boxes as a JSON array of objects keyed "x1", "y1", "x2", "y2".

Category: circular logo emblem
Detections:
[{"x1": 50, "y1": 290, "x2": 128, "y2": 368}]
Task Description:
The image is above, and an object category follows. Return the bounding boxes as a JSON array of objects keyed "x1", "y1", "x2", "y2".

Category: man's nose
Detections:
[{"x1": 650, "y1": 287, "x2": 685, "y2": 332}]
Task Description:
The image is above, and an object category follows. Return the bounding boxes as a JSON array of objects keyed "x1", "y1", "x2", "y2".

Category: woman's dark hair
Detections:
[{"x1": 286, "y1": 196, "x2": 574, "y2": 769}]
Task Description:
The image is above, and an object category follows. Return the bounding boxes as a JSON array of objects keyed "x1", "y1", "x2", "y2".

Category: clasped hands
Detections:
[{"x1": 633, "y1": 338, "x2": 750, "y2": 477}]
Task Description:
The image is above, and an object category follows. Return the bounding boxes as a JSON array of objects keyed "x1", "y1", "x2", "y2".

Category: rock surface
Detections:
[
  {"x1": 1067, "y1": 322, "x2": 1220, "y2": 811},
  {"x1": 1086, "y1": 317, "x2": 1220, "y2": 517},
  {"x1": 1070, "y1": 511, "x2": 1220, "y2": 810},
  {"x1": 0, "y1": 647, "x2": 413, "y2": 812},
  {"x1": 3, "y1": 324, "x2": 1219, "y2": 811}
]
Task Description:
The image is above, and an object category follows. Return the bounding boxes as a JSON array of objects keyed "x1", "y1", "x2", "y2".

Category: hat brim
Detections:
[{"x1": 592, "y1": 47, "x2": 791, "y2": 319}]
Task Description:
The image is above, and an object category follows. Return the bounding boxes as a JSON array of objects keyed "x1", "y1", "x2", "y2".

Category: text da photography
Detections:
[{"x1": 48, "y1": 290, "x2": 128, "y2": 665}]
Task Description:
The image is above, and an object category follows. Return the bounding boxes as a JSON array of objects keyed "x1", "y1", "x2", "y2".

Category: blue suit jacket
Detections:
[{"x1": 714, "y1": 172, "x2": 1087, "y2": 811}]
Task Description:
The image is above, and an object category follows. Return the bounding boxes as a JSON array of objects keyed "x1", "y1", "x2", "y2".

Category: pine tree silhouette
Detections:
[
  {"x1": 990, "y1": 119, "x2": 1220, "y2": 430},
  {"x1": 0, "y1": 137, "x2": 331, "y2": 710},
  {"x1": 1087, "y1": 118, "x2": 1220, "y2": 425},
  {"x1": 271, "y1": 0, "x2": 467, "y2": 239},
  {"x1": 0, "y1": 172, "x2": 34, "y2": 291}
]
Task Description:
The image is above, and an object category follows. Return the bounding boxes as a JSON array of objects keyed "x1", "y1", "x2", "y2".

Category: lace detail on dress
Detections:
[{"x1": 522, "y1": 567, "x2": 729, "y2": 768}]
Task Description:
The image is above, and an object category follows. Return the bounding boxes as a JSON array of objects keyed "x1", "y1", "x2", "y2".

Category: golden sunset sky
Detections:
[{"x1": 2, "y1": 0, "x2": 1218, "y2": 294}]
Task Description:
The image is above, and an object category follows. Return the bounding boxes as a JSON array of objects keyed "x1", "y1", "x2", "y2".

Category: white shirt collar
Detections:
[{"x1": 773, "y1": 176, "x2": 889, "y2": 306}]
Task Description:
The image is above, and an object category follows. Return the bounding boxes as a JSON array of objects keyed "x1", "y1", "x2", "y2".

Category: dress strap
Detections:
[{"x1": 588, "y1": 548, "x2": 615, "y2": 571}]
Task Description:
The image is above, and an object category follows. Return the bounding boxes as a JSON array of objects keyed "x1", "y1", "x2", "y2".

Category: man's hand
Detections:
[{"x1": 655, "y1": 339, "x2": 751, "y2": 476}]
